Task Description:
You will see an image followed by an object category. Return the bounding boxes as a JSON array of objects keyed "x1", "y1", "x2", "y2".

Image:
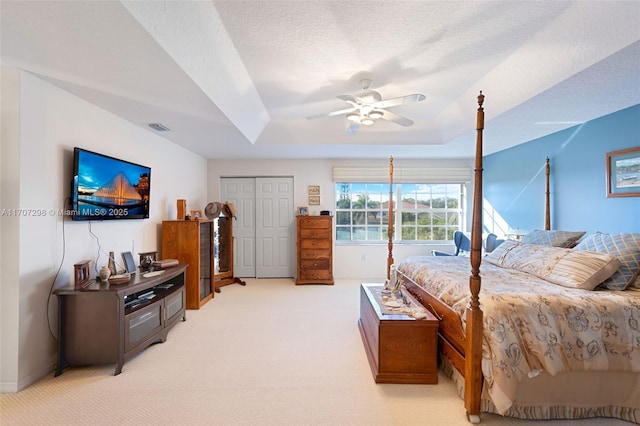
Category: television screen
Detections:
[{"x1": 71, "y1": 147, "x2": 150, "y2": 220}]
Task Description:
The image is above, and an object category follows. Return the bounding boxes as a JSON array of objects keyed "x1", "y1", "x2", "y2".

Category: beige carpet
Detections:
[{"x1": 0, "y1": 279, "x2": 631, "y2": 425}]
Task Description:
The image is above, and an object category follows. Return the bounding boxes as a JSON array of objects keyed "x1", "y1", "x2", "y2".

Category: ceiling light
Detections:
[
  {"x1": 369, "y1": 110, "x2": 384, "y2": 120},
  {"x1": 346, "y1": 113, "x2": 360, "y2": 121},
  {"x1": 361, "y1": 117, "x2": 374, "y2": 126}
]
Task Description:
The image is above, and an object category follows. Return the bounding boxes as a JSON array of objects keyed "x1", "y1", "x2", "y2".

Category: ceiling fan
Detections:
[{"x1": 306, "y1": 79, "x2": 425, "y2": 134}]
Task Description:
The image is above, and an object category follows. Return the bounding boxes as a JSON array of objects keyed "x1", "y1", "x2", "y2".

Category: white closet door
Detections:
[
  {"x1": 255, "y1": 177, "x2": 294, "y2": 278},
  {"x1": 220, "y1": 178, "x2": 256, "y2": 278},
  {"x1": 220, "y1": 177, "x2": 294, "y2": 278}
]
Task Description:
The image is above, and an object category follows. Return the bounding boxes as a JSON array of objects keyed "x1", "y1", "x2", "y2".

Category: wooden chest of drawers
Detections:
[{"x1": 296, "y1": 216, "x2": 334, "y2": 285}]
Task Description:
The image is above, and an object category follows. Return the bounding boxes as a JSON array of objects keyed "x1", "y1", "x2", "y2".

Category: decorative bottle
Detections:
[{"x1": 108, "y1": 251, "x2": 117, "y2": 276}]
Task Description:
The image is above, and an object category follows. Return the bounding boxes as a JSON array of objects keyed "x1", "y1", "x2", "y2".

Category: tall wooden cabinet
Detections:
[
  {"x1": 162, "y1": 220, "x2": 214, "y2": 309},
  {"x1": 296, "y1": 215, "x2": 334, "y2": 285}
]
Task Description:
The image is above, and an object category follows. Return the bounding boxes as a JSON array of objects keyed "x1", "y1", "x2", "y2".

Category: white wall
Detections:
[
  {"x1": 1, "y1": 68, "x2": 22, "y2": 393},
  {"x1": 0, "y1": 70, "x2": 208, "y2": 392},
  {"x1": 208, "y1": 158, "x2": 472, "y2": 281}
]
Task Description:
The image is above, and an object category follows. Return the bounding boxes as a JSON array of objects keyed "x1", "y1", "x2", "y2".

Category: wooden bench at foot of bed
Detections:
[{"x1": 358, "y1": 283, "x2": 439, "y2": 384}]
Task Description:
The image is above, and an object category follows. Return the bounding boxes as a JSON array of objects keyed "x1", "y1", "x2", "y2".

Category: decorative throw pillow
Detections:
[
  {"x1": 484, "y1": 239, "x2": 519, "y2": 265},
  {"x1": 573, "y1": 232, "x2": 640, "y2": 290},
  {"x1": 631, "y1": 274, "x2": 640, "y2": 290},
  {"x1": 485, "y1": 241, "x2": 620, "y2": 290},
  {"x1": 520, "y1": 229, "x2": 586, "y2": 248}
]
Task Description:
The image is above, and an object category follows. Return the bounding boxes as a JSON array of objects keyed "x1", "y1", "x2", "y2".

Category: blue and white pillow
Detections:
[
  {"x1": 573, "y1": 232, "x2": 640, "y2": 290},
  {"x1": 484, "y1": 241, "x2": 620, "y2": 290},
  {"x1": 520, "y1": 229, "x2": 586, "y2": 248}
]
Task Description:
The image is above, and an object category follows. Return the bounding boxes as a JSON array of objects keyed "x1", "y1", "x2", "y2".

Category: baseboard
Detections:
[{"x1": 1, "y1": 362, "x2": 55, "y2": 393}]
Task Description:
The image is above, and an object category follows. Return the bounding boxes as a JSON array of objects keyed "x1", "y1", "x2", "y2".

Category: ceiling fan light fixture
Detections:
[
  {"x1": 369, "y1": 110, "x2": 384, "y2": 120},
  {"x1": 361, "y1": 116, "x2": 375, "y2": 126},
  {"x1": 307, "y1": 79, "x2": 426, "y2": 134}
]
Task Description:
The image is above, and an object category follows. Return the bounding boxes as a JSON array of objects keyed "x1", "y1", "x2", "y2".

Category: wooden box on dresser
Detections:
[
  {"x1": 54, "y1": 264, "x2": 187, "y2": 376},
  {"x1": 162, "y1": 220, "x2": 214, "y2": 309},
  {"x1": 296, "y1": 215, "x2": 334, "y2": 285}
]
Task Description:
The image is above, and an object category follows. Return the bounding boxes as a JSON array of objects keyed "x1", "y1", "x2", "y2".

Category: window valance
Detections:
[{"x1": 332, "y1": 166, "x2": 472, "y2": 183}]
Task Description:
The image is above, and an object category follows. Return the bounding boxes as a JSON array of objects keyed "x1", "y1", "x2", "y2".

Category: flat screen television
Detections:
[{"x1": 71, "y1": 147, "x2": 151, "y2": 221}]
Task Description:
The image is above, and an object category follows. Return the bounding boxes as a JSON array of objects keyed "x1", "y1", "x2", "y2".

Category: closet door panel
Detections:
[
  {"x1": 221, "y1": 178, "x2": 256, "y2": 277},
  {"x1": 256, "y1": 177, "x2": 294, "y2": 278}
]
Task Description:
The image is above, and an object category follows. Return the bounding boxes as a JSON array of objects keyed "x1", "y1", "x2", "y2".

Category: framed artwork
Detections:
[
  {"x1": 138, "y1": 251, "x2": 157, "y2": 272},
  {"x1": 191, "y1": 210, "x2": 203, "y2": 220},
  {"x1": 308, "y1": 195, "x2": 320, "y2": 205},
  {"x1": 308, "y1": 185, "x2": 320, "y2": 196},
  {"x1": 297, "y1": 206, "x2": 308, "y2": 216},
  {"x1": 606, "y1": 146, "x2": 640, "y2": 198}
]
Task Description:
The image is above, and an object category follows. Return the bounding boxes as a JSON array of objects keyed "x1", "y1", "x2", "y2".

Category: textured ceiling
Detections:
[{"x1": 1, "y1": 1, "x2": 639, "y2": 160}]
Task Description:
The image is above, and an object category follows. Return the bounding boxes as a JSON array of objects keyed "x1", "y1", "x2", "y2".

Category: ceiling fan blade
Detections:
[
  {"x1": 372, "y1": 93, "x2": 426, "y2": 109},
  {"x1": 306, "y1": 107, "x2": 357, "y2": 120},
  {"x1": 380, "y1": 110, "x2": 414, "y2": 127},
  {"x1": 336, "y1": 94, "x2": 360, "y2": 105}
]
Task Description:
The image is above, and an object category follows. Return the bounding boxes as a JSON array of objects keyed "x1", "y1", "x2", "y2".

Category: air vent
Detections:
[{"x1": 147, "y1": 123, "x2": 170, "y2": 132}]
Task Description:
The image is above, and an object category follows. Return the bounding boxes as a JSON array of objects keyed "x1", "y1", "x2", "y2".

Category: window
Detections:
[{"x1": 335, "y1": 182, "x2": 466, "y2": 242}]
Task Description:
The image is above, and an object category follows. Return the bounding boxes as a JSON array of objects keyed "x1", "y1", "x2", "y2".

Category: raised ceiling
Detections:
[{"x1": 1, "y1": 1, "x2": 639, "y2": 159}]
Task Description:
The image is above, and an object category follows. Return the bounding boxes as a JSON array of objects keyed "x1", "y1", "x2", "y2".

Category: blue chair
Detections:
[
  {"x1": 431, "y1": 231, "x2": 471, "y2": 256},
  {"x1": 485, "y1": 233, "x2": 504, "y2": 253}
]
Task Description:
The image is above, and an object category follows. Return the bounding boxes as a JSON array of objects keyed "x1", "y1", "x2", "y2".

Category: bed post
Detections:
[
  {"x1": 387, "y1": 156, "x2": 394, "y2": 280},
  {"x1": 545, "y1": 157, "x2": 551, "y2": 231},
  {"x1": 465, "y1": 92, "x2": 485, "y2": 424}
]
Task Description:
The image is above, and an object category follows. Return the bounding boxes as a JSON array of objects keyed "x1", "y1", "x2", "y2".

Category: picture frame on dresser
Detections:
[
  {"x1": 297, "y1": 206, "x2": 308, "y2": 216},
  {"x1": 122, "y1": 252, "x2": 136, "y2": 273},
  {"x1": 606, "y1": 146, "x2": 640, "y2": 198}
]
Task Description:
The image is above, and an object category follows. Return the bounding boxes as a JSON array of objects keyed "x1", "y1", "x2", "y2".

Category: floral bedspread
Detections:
[{"x1": 397, "y1": 256, "x2": 640, "y2": 414}]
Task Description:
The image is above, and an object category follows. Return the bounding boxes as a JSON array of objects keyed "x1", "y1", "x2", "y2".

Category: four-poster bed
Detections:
[{"x1": 384, "y1": 93, "x2": 640, "y2": 423}]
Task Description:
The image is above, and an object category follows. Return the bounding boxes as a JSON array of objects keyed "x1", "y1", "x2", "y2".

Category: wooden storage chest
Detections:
[{"x1": 358, "y1": 283, "x2": 439, "y2": 384}]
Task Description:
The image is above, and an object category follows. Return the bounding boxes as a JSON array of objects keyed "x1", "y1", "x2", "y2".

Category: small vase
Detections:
[{"x1": 99, "y1": 266, "x2": 112, "y2": 281}]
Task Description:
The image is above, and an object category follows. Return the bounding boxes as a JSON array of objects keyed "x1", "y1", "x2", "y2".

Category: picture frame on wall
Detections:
[
  {"x1": 297, "y1": 206, "x2": 309, "y2": 216},
  {"x1": 606, "y1": 146, "x2": 640, "y2": 198},
  {"x1": 308, "y1": 185, "x2": 320, "y2": 196},
  {"x1": 308, "y1": 195, "x2": 320, "y2": 205}
]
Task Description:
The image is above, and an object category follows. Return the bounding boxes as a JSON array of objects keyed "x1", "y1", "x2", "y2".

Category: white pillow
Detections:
[{"x1": 485, "y1": 241, "x2": 621, "y2": 290}]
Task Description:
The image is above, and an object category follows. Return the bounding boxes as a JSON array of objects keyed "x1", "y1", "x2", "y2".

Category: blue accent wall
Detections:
[{"x1": 485, "y1": 104, "x2": 640, "y2": 234}]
